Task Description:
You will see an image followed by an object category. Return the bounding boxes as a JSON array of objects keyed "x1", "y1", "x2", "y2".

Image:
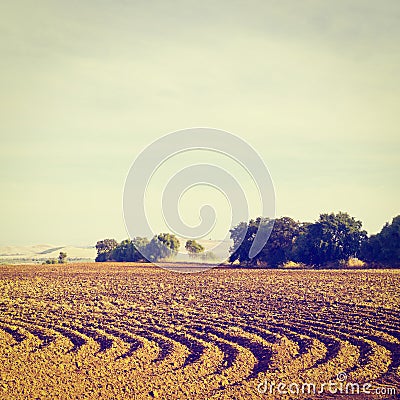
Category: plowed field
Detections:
[{"x1": 0, "y1": 264, "x2": 398, "y2": 399}]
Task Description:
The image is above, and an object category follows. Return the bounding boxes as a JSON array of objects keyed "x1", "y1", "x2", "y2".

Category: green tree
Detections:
[
  {"x1": 229, "y1": 217, "x2": 301, "y2": 267},
  {"x1": 361, "y1": 215, "x2": 400, "y2": 266},
  {"x1": 112, "y1": 239, "x2": 134, "y2": 262},
  {"x1": 112, "y1": 237, "x2": 149, "y2": 262},
  {"x1": 229, "y1": 219, "x2": 263, "y2": 265},
  {"x1": 132, "y1": 237, "x2": 150, "y2": 259},
  {"x1": 258, "y1": 217, "x2": 303, "y2": 267},
  {"x1": 95, "y1": 239, "x2": 118, "y2": 262},
  {"x1": 146, "y1": 233, "x2": 180, "y2": 262},
  {"x1": 294, "y1": 212, "x2": 367, "y2": 266},
  {"x1": 58, "y1": 252, "x2": 67, "y2": 264},
  {"x1": 185, "y1": 240, "x2": 205, "y2": 258}
]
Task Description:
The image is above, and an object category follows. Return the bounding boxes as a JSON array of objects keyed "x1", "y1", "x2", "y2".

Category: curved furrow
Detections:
[
  {"x1": 0, "y1": 322, "x2": 26, "y2": 345},
  {"x1": 190, "y1": 324, "x2": 239, "y2": 372},
  {"x1": 52, "y1": 325, "x2": 87, "y2": 353},
  {"x1": 70, "y1": 325, "x2": 114, "y2": 353},
  {"x1": 193, "y1": 312, "x2": 312, "y2": 350},
  {"x1": 347, "y1": 303, "x2": 400, "y2": 321},
  {"x1": 256, "y1": 324, "x2": 326, "y2": 374},
  {"x1": 131, "y1": 319, "x2": 259, "y2": 390},
  {"x1": 190, "y1": 314, "x2": 281, "y2": 345},
  {"x1": 2, "y1": 318, "x2": 55, "y2": 349},
  {"x1": 213, "y1": 317, "x2": 311, "y2": 358},
  {"x1": 183, "y1": 314, "x2": 320, "y2": 375},
  {"x1": 141, "y1": 324, "x2": 206, "y2": 368},
  {"x1": 4, "y1": 311, "x2": 128, "y2": 358},
  {"x1": 316, "y1": 307, "x2": 400, "y2": 342},
  {"x1": 227, "y1": 321, "x2": 315, "y2": 366},
  {"x1": 277, "y1": 332, "x2": 313, "y2": 357},
  {"x1": 91, "y1": 319, "x2": 163, "y2": 363},
  {"x1": 263, "y1": 321, "x2": 362, "y2": 382},
  {"x1": 24, "y1": 312, "x2": 161, "y2": 363},
  {"x1": 288, "y1": 317, "x2": 375, "y2": 367},
  {"x1": 186, "y1": 321, "x2": 301, "y2": 392},
  {"x1": 369, "y1": 323, "x2": 400, "y2": 342},
  {"x1": 0, "y1": 321, "x2": 50, "y2": 358},
  {"x1": 323, "y1": 304, "x2": 400, "y2": 325},
  {"x1": 67, "y1": 312, "x2": 176, "y2": 365},
  {"x1": 111, "y1": 323, "x2": 189, "y2": 370},
  {"x1": 102, "y1": 327, "x2": 143, "y2": 359},
  {"x1": 291, "y1": 315, "x2": 399, "y2": 377},
  {"x1": 6, "y1": 314, "x2": 88, "y2": 353},
  {"x1": 240, "y1": 325, "x2": 280, "y2": 345},
  {"x1": 295, "y1": 319, "x2": 392, "y2": 383},
  {"x1": 284, "y1": 300, "x2": 400, "y2": 333},
  {"x1": 181, "y1": 314, "x2": 273, "y2": 343},
  {"x1": 204, "y1": 334, "x2": 258, "y2": 396},
  {"x1": 267, "y1": 321, "x2": 342, "y2": 368},
  {"x1": 130, "y1": 328, "x2": 176, "y2": 364},
  {"x1": 193, "y1": 324, "x2": 273, "y2": 379},
  {"x1": 271, "y1": 317, "x2": 397, "y2": 386},
  {"x1": 0, "y1": 308, "x2": 86, "y2": 353}
]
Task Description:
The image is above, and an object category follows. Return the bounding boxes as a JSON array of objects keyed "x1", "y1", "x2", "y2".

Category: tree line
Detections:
[
  {"x1": 95, "y1": 212, "x2": 400, "y2": 268},
  {"x1": 230, "y1": 212, "x2": 400, "y2": 267},
  {"x1": 95, "y1": 234, "x2": 207, "y2": 263}
]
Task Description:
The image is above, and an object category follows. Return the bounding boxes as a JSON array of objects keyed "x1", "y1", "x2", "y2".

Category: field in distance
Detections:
[{"x1": 0, "y1": 263, "x2": 399, "y2": 399}]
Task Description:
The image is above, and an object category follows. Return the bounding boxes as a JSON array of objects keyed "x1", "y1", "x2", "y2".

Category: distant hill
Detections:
[{"x1": 0, "y1": 244, "x2": 96, "y2": 263}]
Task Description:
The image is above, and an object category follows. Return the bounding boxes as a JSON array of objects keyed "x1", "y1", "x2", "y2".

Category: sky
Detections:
[{"x1": 0, "y1": 1, "x2": 399, "y2": 246}]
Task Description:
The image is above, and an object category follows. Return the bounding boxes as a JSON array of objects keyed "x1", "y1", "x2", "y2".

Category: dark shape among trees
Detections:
[
  {"x1": 58, "y1": 251, "x2": 67, "y2": 264},
  {"x1": 45, "y1": 251, "x2": 67, "y2": 264}
]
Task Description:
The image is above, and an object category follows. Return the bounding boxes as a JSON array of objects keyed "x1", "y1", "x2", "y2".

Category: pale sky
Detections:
[{"x1": 0, "y1": 1, "x2": 399, "y2": 245}]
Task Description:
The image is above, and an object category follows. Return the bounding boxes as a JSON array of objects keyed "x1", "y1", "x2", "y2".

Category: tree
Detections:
[
  {"x1": 229, "y1": 217, "x2": 301, "y2": 267},
  {"x1": 132, "y1": 237, "x2": 150, "y2": 260},
  {"x1": 112, "y1": 239, "x2": 134, "y2": 262},
  {"x1": 229, "y1": 219, "x2": 265, "y2": 265},
  {"x1": 58, "y1": 252, "x2": 67, "y2": 264},
  {"x1": 258, "y1": 217, "x2": 303, "y2": 267},
  {"x1": 95, "y1": 239, "x2": 118, "y2": 262},
  {"x1": 185, "y1": 240, "x2": 205, "y2": 258},
  {"x1": 156, "y1": 233, "x2": 180, "y2": 254},
  {"x1": 294, "y1": 212, "x2": 367, "y2": 266},
  {"x1": 145, "y1": 233, "x2": 180, "y2": 262},
  {"x1": 112, "y1": 237, "x2": 149, "y2": 262},
  {"x1": 361, "y1": 215, "x2": 400, "y2": 266}
]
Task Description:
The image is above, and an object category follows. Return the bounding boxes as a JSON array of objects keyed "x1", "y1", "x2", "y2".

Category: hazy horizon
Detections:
[{"x1": 1, "y1": 1, "x2": 399, "y2": 246}]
